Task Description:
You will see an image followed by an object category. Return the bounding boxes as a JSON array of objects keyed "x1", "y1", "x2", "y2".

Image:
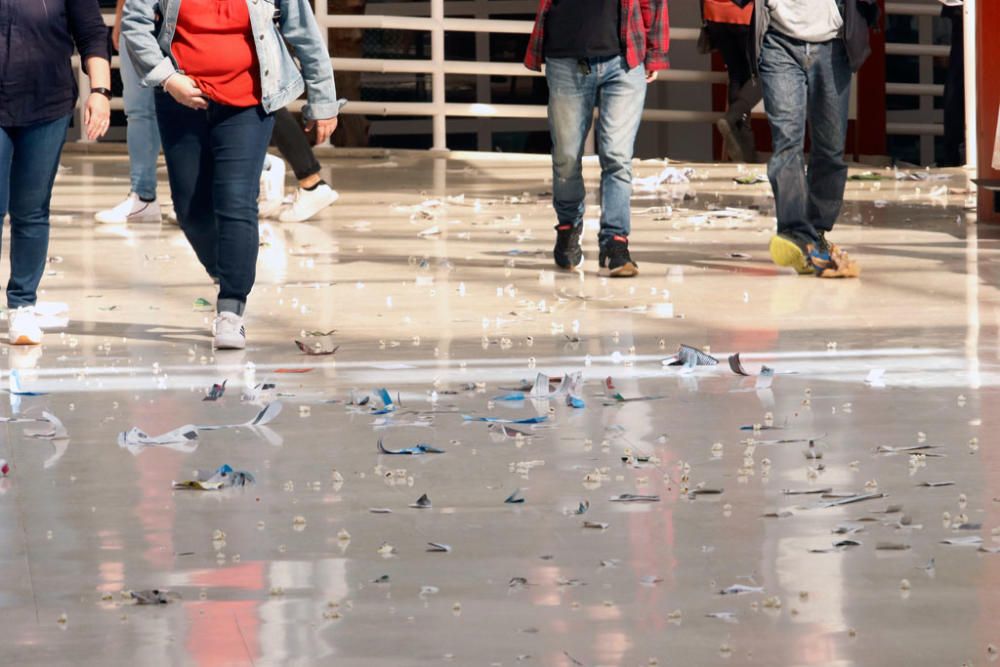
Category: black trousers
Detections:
[
  {"x1": 271, "y1": 107, "x2": 322, "y2": 181},
  {"x1": 941, "y1": 5, "x2": 965, "y2": 167},
  {"x1": 705, "y1": 21, "x2": 762, "y2": 121}
]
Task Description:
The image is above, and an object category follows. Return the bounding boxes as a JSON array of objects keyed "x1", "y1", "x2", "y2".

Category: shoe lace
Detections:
[{"x1": 816, "y1": 231, "x2": 831, "y2": 255}]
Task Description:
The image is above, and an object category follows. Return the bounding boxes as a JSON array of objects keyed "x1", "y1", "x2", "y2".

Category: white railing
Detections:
[
  {"x1": 307, "y1": 9, "x2": 714, "y2": 151},
  {"x1": 74, "y1": 1, "x2": 722, "y2": 151}
]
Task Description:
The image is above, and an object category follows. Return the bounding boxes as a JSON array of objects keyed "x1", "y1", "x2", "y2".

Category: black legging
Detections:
[
  {"x1": 705, "y1": 21, "x2": 761, "y2": 121},
  {"x1": 941, "y1": 5, "x2": 964, "y2": 167},
  {"x1": 271, "y1": 107, "x2": 322, "y2": 182}
]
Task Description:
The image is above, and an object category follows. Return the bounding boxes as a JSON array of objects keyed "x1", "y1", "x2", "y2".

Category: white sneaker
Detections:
[
  {"x1": 278, "y1": 183, "x2": 339, "y2": 223},
  {"x1": 95, "y1": 193, "x2": 162, "y2": 224},
  {"x1": 259, "y1": 154, "x2": 286, "y2": 219},
  {"x1": 212, "y1": 312, "x2": 246, "y2": 350},
  {"x1": 8, "y1": 307, "x2": 43, "y2": 346}
]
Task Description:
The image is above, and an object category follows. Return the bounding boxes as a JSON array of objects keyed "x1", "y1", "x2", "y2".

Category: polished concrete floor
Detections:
[{"x1": 1, "y1": 151, "x2": 998, "y2": 666}]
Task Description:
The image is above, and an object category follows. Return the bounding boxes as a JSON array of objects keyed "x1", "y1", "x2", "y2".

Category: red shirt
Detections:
[
  {"x1": 524, "y1": 0, "x2": 669, "y2": 72},
  {"x1": 171, "y1": 0, "x2": 261, "y2": 107},
  {"x1": 703, "y1": 0, "x2": 752, "y2": 25}
]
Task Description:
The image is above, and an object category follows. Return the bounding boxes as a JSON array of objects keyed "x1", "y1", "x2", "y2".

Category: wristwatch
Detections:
[{"x1": 91, "y1": 87, "x2": 113, "y2": 100}]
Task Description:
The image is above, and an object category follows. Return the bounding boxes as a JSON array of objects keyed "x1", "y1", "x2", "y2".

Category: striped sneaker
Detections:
[
  {"x1": 95, "y1": 193, "x2": 161, "y2": 224},
  {"x1": 213, "y1": 312, "x2": 246, "y2": 350}
]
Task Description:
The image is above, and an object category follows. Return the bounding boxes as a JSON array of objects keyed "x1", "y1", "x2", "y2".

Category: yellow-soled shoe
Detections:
[{"x1": 769, "y1": 234, "x2": 813, "y2": 275}]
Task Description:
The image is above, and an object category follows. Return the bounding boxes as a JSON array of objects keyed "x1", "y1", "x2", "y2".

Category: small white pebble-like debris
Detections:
[{"x1": 762, "y1": 596, "x2": 782, "y2": 609}]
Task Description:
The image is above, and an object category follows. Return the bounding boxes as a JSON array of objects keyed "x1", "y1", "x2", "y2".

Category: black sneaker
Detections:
[
  {"x1": 553, "y1": 223, "x2": 583, "y2": 270},
  {"x1": 599, "y1": 235, "x2": 638, "y2": 277}
]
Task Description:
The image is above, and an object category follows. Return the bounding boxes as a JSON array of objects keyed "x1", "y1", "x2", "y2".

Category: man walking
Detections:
[
  {"x1": 736, "y1": 0, "x2": 878, "y2": 278},
  {"x1": 525, "y1": 0, "x2": 669, "y2": 277}
]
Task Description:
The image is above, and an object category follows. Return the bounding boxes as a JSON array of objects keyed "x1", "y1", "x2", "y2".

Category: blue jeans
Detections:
[
  {"x1": 155, "y1": 92, "x2": 275, "y2": 315},
  {"x1": 545, "y1": 56, "x2": 647, "y2": 247},
  {"x1": 759, "y1": 31, "x2": 851, "y2": 244},
  {"x1": 120, "y1": 38, "x2": 161, "y2": 201},
  {"x1": 0, "y1": 116, "x2": 71, "y2": 308}
]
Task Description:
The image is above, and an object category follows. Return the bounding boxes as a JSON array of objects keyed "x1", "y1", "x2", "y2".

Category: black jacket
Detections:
[
  {"x1": 733, "y1": 0, "x2": 879, "y2": 74},
  {"x1": 0, "y1": 0, "x2": 110, "y2": 127}
]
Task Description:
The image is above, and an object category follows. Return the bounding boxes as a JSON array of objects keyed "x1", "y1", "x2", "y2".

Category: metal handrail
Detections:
[{"x1": 76, "y1": 5, "x2": 718, "y2": 149}]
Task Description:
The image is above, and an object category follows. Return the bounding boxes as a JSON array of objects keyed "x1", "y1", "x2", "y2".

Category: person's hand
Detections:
[
  {"x1": 646, "y1": 70, "x2": 658, "y2": 83},
  {"x1": 164, "y1": 73, "x2": 208, "y2": 110},
  {"x1": 305, "y1": 116, "x2": 338, "y2": 145},
  {"x1": 84, "y1": 92, "x2": 111, "y2": 140},
  {"x1": 112, "y1": 21, "x2": 121, "y2": 52}
]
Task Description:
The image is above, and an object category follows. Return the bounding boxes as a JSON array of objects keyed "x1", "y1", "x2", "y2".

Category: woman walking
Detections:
[
  {"x1": 122, "y1": 0, "x2": 340, "y2": 349},
  {"x1": 0, "y1": 0, "x2": 112, "y2": 345}
]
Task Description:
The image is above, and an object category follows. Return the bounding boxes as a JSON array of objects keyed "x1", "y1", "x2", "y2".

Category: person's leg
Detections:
[
  {"x1": 6, "y1": 116, "x2": 72, "y2": 309},
  {"x1": 802, "y1": 39, "x2": 859, "y2": 278},
  {"x1": 0, "y1": 127, "x2": 12, "y2": 226},
  {"x1": 941, "y1": 7, "x2": 965, "y2": 166},
  {"x1": 595, "y1": 57, "x2": 646, "y2": 247},
  {"x1": 545, "y1": 58, "x2": 598, "y2": 229},
  {"x1": 271, "y1": 107, "x2": 340, "y2": 223},
  {"x1": 271, "y1": 108, "x2": 321, "y2": 183},
  {"x1": 726, "y1": 25, "x2": 761, "y2": 118},
  {"x1": 805, "y1": 39, "x2": 852, "y2": 235},
  {"x1": 208, "y1": 104, "x2": 275, "y2": 315},
  {"x1": 155, "y1": 91, "x2": 218, "y2": 279},
  {"x1": 545, "y1": 57, "x2": 598, "y2": 269},
  {"x1": 707, "y1": 22, "x2": 743, "y2": 107},
  {"x1": 120, "y1": 38, "x2": 161, "y2": 202},
  {"x1": 713, "y1": 23, "x2": 760, "y2": 162},
  {"x1": 759, "y1": 32, "x2": 813, "y2": 243}
]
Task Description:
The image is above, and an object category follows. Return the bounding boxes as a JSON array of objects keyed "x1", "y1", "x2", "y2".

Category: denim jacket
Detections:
[{"x1": 121, "y1": 0, "x2": 338, "y2": 120}]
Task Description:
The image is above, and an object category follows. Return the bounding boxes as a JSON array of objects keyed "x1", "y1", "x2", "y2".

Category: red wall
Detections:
[{"x1": 977, "y1": 0, "x2": 1000, "y2": 222}]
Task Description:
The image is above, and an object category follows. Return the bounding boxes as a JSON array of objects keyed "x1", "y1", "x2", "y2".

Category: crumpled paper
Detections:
[{"x1": 173, "y1": 464, "x2": 256, "y2": 490}]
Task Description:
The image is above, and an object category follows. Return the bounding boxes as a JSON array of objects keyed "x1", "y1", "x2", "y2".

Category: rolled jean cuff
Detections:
[
  {"x1": 133, "y1": 184, "x2": 158, "y2": 202},
  {"x1": 217, "y1": 298, "x2": 245, "y2": 316}
]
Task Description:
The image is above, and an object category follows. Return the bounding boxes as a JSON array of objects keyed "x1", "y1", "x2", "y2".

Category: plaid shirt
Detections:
[{"x1": 524, "y1": 0, "x2": 670, "y2": 72}]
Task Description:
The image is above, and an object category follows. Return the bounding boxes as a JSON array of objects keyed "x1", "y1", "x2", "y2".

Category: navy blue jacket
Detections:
[
  {"x1": 0, "y1": 0, "x2": 110, "y2": 127},
  {"x1": 734, "y1": 0, "x2": 879, "y2": 74}
]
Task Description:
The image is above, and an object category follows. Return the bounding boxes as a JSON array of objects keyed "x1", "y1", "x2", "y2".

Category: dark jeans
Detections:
[
  {"x1": 705, "y1": 21, "x2": 762, "y2": 121},
  {"x1": 272, "y1": 107, "x2": 321, "y2": 181},
  {"x1": 155, "y1": 92, "x2": 275, "y2": 315},
  {"x1": 759, "y1": 31, "x2": 851, "y2": 244},
  {"x1": 941, "y1": 5, "x2": 964, "y2": 167},
  {"x1": 0, "y1": 115, "x2": 71, "y2": 308}
]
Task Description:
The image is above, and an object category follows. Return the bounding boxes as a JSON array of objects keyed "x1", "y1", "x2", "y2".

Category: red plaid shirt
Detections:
[{"x1": 524, "y1": 0, "x2": 670, "y2": 72}]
